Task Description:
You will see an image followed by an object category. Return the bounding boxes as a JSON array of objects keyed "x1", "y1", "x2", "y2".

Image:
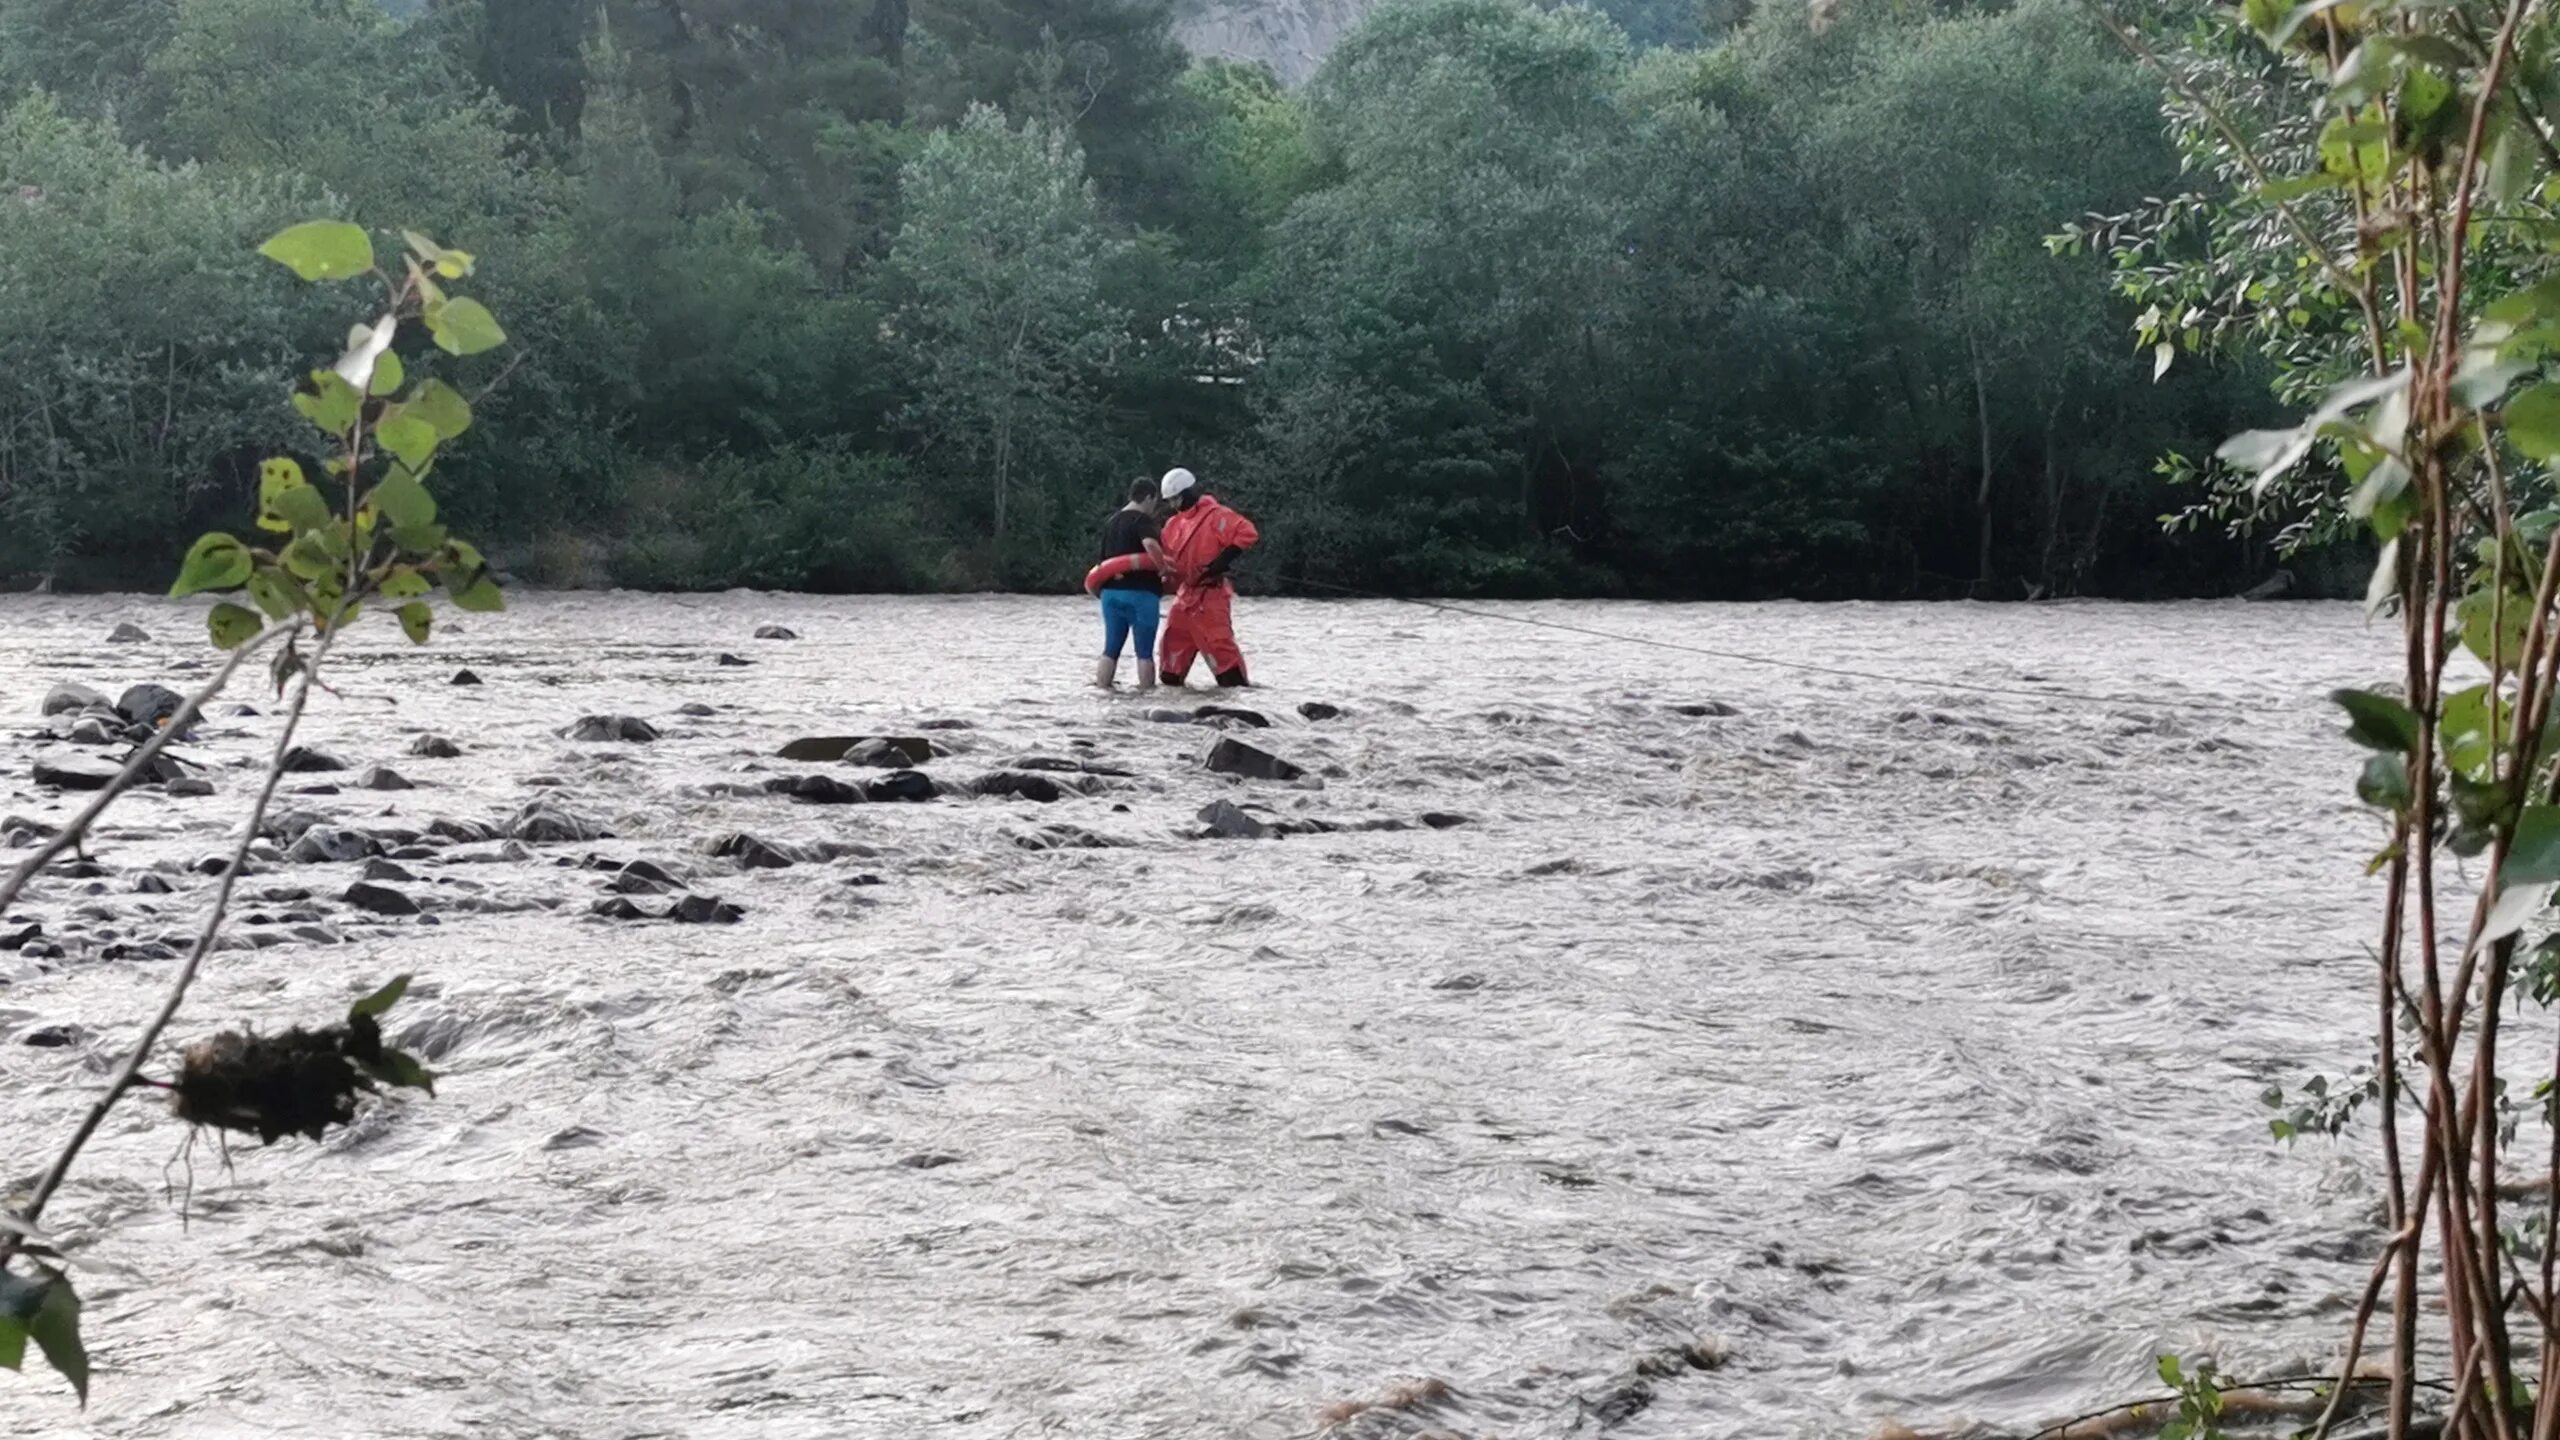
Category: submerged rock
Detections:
[
  {"x1": 281, "y1": 746, "x2": 349, "y2": 773},
  {"x1": 670, "y1": 894, "x2": 745, "y2": 924},
  {"x1": 451, "y1": 669, "x2": 484, "y2": 686},
  {"x1": 166, "y1": 776, "x2": 215, "y2": 798},
  {"x1": 677, "y1": 702, "x2": 717, "y2": 717},
  {"x1": 33, "y1": 751, "x2": 118, "y2": 791},
  {"x1": 779, "y1": 735, "x2": 933, "y2": 766},
  {"x1": 754, "y1": 625, "x2": 799, "y2": 640},
  {"x1": 342, "y1": 881, "x2": 420, "y2": 917},
  {"x1": 106, "y1": 622, "x2": 151, "y2": 644},
  {"x1": 359, "y1": 766, "x2": 414, "y2": 791},
  {"x1": 1195, "y1": 705, "x2": 1271, "y2": 729},
  {"x1": 511, "y1": 802, "x2": 605, "y2": 844},
  {"x1": 712, "y1": 833, "x2": 801, "y2": 870},
  {"x1": 1204, "y1": 737, "x2": 1305, "y2": 783},
  {"x1": 972, "y1": 772, "x2": 1071, "y2": 803},
  {"x1": 361, "y1": 858, "x2": 418, "y2": 883},
  {"x1": 1199, "y1": 799, "x2": 1273, "y2": 839},
  {"x1": 563, "y1": 715, "x2": 660, "y2": 744},
  {"x1": 428, "y1": 817, "x2": 498, "y2": 844},
  {"x1": 765, "y1": 774, "x2": 865, "y2": 805},
  {"x1": 1670, "y1": 701, "x2": 1740, "y2": 718},
  {"x1": 41, "y1": 682, "x2": 107, "y2": 717},
  {"x1": 286, "y1": 827, "x2": 378, "y2": 864},
  {"x1": 408, "y1": 734, "x2": 464, "y2": 759},
  {"x1": 869, "y1": 769, "x2": 936, "y2": 803},
  {"x1": 716, "y1": 652, "x2": 753, "y2": 667},
  {"x1": 1298, "y1": 701, "x2": 1344, "y2": 722}
]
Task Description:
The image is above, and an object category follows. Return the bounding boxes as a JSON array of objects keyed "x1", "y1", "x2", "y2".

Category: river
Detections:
[{"x1": 0, "y1": 594, "x2": 2399, "y2": 1438}]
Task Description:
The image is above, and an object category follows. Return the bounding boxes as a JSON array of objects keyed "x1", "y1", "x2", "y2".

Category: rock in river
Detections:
[
  {"x1": 754, "y1": 625, "x2": 799, "y2": 640},
  {"x1": 116, "y1": 683, "x2": 187, "y2": 730},
  {"x1": 713, "y1": 833, "x2": 801, "y2": 870},
  {"x1": 281, "y1": 745, "x2": 349, "y2": 773},
  {"x1": 973, "y1": 772, "x2": 1068, "y2": 803},
  {"x1": 1204, "y1": 737, "x2": 1305, "y2": 783},
  {"x1": 408, "y1": 734, "x2": 464, "y2": 759},
  {"x1": 1198, "y1": 799, "x2": 1273, "y2": 839},
  {"x1": 343, "y1": 881, "x2": 421, "y2": 917},
  {"x1": 1194, "y1": 705, "x2": 1272, "y2": 729},
  {"x1": 107, "y1": 622, "x2": 151, "y2": 644},
  {"x1": 779, "y1": 735, "x2": 933, "y2": 766},
  {"x1": 287, "y1": 827, "x2": 378, "y2": 864},
  {"x1": 1298, "y1": 702, "x2": 1344, "y2": 722},
  {"x1": 41, "y1": 682, "x2": 106, "y2": 717},
  {"x1": 563, "y1": 715, "x2": 660, "y2": 744},
  {"x1": 33, "y1": 751, "x2": 118, "y2": 791},
  {"x1": 512, "y1": 802, "x2": 605, "y2": 844},
  {"x1": 359, "y1": 766, "x2": 415, "y2": 791}
]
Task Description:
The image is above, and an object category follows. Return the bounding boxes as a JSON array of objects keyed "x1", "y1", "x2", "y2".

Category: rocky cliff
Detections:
[{"x1": 1173, "y1": 0, "x2": 1381, "y2": 84}]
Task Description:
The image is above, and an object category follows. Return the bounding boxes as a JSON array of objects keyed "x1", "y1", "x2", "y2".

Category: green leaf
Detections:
[
  {"x1": 2252, "y1": 171, "x2": 2345, "y2": 204},
  {"x1": 351, "y1": 973, "x2": 411, "y2": 1019},
  {"x1": 449, "y1": 574, "x2": 505, "y2": 613},
  {"x1": 2460, "y1": 590, "x2": 2534, "y2": 671},
  {"x1": 396, "y1": 601, "x2": 432, "y2": 645},
  {"x1": 359, "y1": 1047, "x2": 436, "y2": 1095},
  {"x1": 2158, "y1": 1355, "x2": 2184, "y2": 1388},
  {"x1": 370, "y1": 473, "x2": 437, "y2": 532},
  {"x1": 291, "y1": 372, "x2": 363, "y2": 436},
  {"x1": 258, "y1": 221, "x2": 373, "y2": 282},
  {"x1": 170, "y1": 532, "x2": 252, "y2": 597},
  {"x1": 2444, "y1": 684, "x2": 2513, "y2": 777},
  {"x1": 280, "y1": 531, "x2": 340, "y2": 583},
  {"x1": 2506, "y1": 805, "x2": 2560, "y2": 885},
  {"x1": 375, "y1": 415, "x2": 438, "y2": 474},
  {"x1": 0, "y1": 1270, "x2": 87, "y2": 1404},
  {"x1": 404, "y1": 231, "x2": 474, "y2": 280},
  {"x1": 405, "y1": 380, "x2": 472, "y2": 440},
  {"x1": 392, "y1": 522, "x2": 449, "y2": 555},
  {"x1": 206, "y1": 602, "x2": 262, "y2": 651},
  {"x1": 369, "y1": 350, "x2": 405, "y2": 399},
  {"x1": 425, "y1": 297, "x2": 506, "y2": 356},
  {"x1": 2490, "y1": 117, "x2": 2538, "y2": 205},
  {"x1": 2333, "y1": 687, "x2": 2423, "y2": 753},
  {"x1": 2510, "y1": 383, "x2": 2560, "y2": 460},
  {"x1": 2357, "y1": 751, "x2": 2413, "y2": 810},
  {"x1": 379, "y1": 566, "x2": 432, "y2": 600},
  {"x1": 244, "y1": 566, "x2": 305, "y2": 621}
]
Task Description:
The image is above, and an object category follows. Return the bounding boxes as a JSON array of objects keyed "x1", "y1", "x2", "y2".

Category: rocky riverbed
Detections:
[{"x1": 0, "y1": 592, "x2": 2401, "y2": 1438}]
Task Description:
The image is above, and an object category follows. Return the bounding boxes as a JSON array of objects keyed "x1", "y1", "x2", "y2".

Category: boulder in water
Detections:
[
  {"x1": 342, "y1": 881, "x2": 420, "y2": 917},
  {"x1": 1195, "y1": 704, "x2": 1271, "y2": 729},
  {"x1": 286, "y1": 827, "x2": 378, "y2": 864},
  {"x1": 107, "y1": 622, "x2": 151, "y2": 644},
  {"x1": 166, "y1": 776, "x2": 215, "y2": 798},
  {"x1": 1204, "y1": 737, "x2": 1305, "y2": 783},
  {"x1": 713, "y1": 833, "x2": 800, "y2": 870},
  {"x1": 1670, "y1": 701, "x2": 1739, "y2": 718},
  {"x1": 563, "y1": 715, "x2": 660, "y2": 744},
  {"x1": 408, "y1": 734, "x2": 464, "y2": 759},
  {"x1": 1419, "y1": 812, "x2": 1475, "y2": 830},
  {"x1": 65, "y1": 716, "x2": 117, "y2": 746},
  {"x1": 511, "y1": 802, "x2": 605, "y2": 844},
  {"x1": 754, "y1": 625, "x2": 799, "y2": 640},
  {"x1": 358, "y1": 766, "x2": 414, "y2": 792},
  {"x1": 281, "y1": 745, "x2": 349, "y2": 773},
  {"x1": 779, "y1": 735, "x2": 933, "y2": 766},
  {"x1": 765, "y1": 774, "x2": 865, "y2": 804},
  {"x1": 1298, "y1": 702, "x2": 1343, "y2": 722},
  {"x1": 591, "y1": 897, "x2": 650, "y2": 921},
  {"x1": 867, "y1": 769, "x2": 937, "y2": 803},
  {"x1": 361, "y1": 858, "x2": 418, "y2": 883},
  {"x1": 41, "y1": 682, "x2": 107, "y2": 718},
  {"x1": 116, "y1": 683, "x2": 187, "y2": 731},
  {"x1": 32, "y1": 751, "x2": 118, "y2": 791},
  {"x1": 670, "y1": 894, "x2": 745, "y2": 924},
  {"x1": 450, "y1": 668, "x2": 484, "y2": 686},
  {"x1": 1198, "y1": 799, "x2": 1273, "y2": 839},
  {"x1": 427, "y1": 817, "x2": 497, "y2": 844},
  {"x1": 974, "y1": 772, "x2": 1067, "y2": 803},
  {"x1": 677, "y1": 702, "x2": 717, "y2": 718}
]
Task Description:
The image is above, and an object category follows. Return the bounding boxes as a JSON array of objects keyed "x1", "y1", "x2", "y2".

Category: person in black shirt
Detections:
[{"x1": 1095, "y1": 477, "x2": 1168, "y2": 690}]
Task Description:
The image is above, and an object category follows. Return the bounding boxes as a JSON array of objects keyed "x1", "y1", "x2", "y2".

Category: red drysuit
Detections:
[{"x1": 1157, "y1": 494, "x2": 1260, "y2": 684}]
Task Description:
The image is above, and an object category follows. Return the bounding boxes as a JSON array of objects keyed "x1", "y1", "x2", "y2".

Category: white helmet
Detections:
[{"x1": 1160, "y1": 467, "x2": 1198, "y2": 500}]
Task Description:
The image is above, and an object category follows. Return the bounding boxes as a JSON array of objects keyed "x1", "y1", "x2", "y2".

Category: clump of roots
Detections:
[{"x1": 170, "y1": 977, "x2": 433, "y2": 1144}]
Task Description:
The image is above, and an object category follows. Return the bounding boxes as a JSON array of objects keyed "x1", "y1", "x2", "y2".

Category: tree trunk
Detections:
[{"x1": 1969, "y1": 329, "x2": 1994, "y2": 593}]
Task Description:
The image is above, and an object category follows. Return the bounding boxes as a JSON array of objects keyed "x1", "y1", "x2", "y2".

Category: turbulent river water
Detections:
[{"x1": 0, "y1": 593, "x2": 2405, "y2": 1440}]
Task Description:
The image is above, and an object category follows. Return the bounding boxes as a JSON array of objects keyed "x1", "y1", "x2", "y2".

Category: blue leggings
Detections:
[{"x1": 1098, "y1": 588, "x2": 1160, "y2": 663}]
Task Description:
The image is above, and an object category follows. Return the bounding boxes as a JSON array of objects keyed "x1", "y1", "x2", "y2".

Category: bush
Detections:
[{"x1": 606, "y1": 445, "x2": 946, "y2": 592}]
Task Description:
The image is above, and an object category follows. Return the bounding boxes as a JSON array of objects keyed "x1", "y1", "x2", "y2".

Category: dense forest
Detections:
[{"x1": 0, "y1": 0, "x2": 2312, "y2": 597}]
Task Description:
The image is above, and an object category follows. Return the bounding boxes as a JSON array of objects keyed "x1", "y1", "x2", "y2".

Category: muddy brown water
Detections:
[{"x1": 0, "y1": 594, "x2": 2402, "y2": 1438}]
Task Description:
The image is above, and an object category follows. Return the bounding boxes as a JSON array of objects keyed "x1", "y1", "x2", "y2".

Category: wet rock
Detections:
[
  {"x1": 263, "y1": 810, "x2": 328, "y2": 844},
  {"x1": 670, "y1": 894, "x2": 745, "y2": 924},
  {"x1": 343, "y1": 881, "x2": 420, "y2": 917},
  {"x1": 1195, "y1": 704, "x2": 1271, "y2": 728},
  {"x1": 590, "y1": 897, "x2": 650, "y2": 920},
  {"x1": 281, "y1": 745, "x2": 348, "y2": 773},
  {"x1": 450, "y1": 669, "x2": 483, "y2": 686},
  {"x1": 1205, "y1": 737, "x2": 1305, "y2": 783},
  {"x1": 677, "y1": 702, "x2": 717, "y2": 717},
  {"x1": 33, "y1": 751, "x2": 118, "y2": 790},
  {"x1": 1671, "y1": 701, "x2": 1740, "y2": 718},
  {"x1": 1012, "y1": 825, "x2": 1122, "y2": 852},
  {"x1": 428, "y1": 817, "x2": 498, "y2": 844},
  {"x1": 1, "y1": 924, "x2": 42, "y2": 950},
  {"x1": 1199, "y1": 800, "x2": 1273, "y2": 840},
  {"x1": 408, "y1": 734, "x2": 464, "y2": 759},
  {"x1": 116, "y1": 683, "x2": 187, "y2": 730},
  {"x1": 361, "y1": 858, "x2": 418, "y2": 883},
  {"x1": 899, "y1": 1152, "x2": 964, "y2": 1170},
  {"x1": 1588, "y1": 1381, "x2": 1654, "y2": 1427},
  {"x1": 974, "y1": 772, "x2": 1067, "y2": 803},
  {"x1": 1431, "y1": 973, "x2": 1486, "y2": 991},
  {"x1": 915, "y1": 718, "x2": 972, "y2": 730},
  {"x1": 286, "y1": 827, "x2": 378, "y2": 864},
  {"x1": 166, "y1": 776, "x2": 215, "y2": 798},
  {"x1": 766, "y1": 774, "x2": 865, "y2": 804},
  {"x1": 22, "y1": 1023, "x2": 80, "y2": 1047},
  {"x1": 713, "y1": 833, "x2": 800, "y2": 870},
  {"x1": 106, "y1": 622, "x2": 151, "y2": 644},
  {"x1": 869, "y1": 770, "x2": 936, "y2": 803},
  {"x1": 1145, "y1": 708, "x2": 1195, "y2": 724},
  {"x1": 358, "y1": 766, "x2": 414, "y2": 792},
  {"x1": 134, "y1": 872, "x2": 177, "y2": 894},
  {"x1": 65, "y1": 716, "x2": 118, "y2": 746},
  {"x1": 387, "y1": 845, "x2": 437, "y2": 862},
  {"x1": 511, "y1": 802, "x2": 605, "y2": 844},
  {"x1": 1419, "y1": 812, "x2": 1475, "y2": 830},
  {"x1": 754, "y1": 625, "x2": 799, "y2": 640},
  {"x1": 41, "y1": 682, "x2": 107, "y2": 717},
  {"x1": 1298, "y1": 702, "x2": 1343, "y2": 722},
  {"x1": 608, "y1": 864, "x2": 683, "y2": 895},
  {"x1": 563, "y1": 715, "x2": 660, "y2": 744},
  {"x1": 779, "y1": 735, "x2": 934, "y2": 766},
  {"x1": 716, "y1": 652, "x2": 753, "y2": 667}
]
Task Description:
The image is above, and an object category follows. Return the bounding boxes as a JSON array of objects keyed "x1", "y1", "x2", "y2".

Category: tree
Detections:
[{"x1": 890, "y1": 104, "x2": 1126, "y2": 560}]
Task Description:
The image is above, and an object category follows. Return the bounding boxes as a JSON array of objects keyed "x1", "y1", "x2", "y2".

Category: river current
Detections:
[{"x1": 0, "y1": 594, "x2": 2401, "y2": 1439}]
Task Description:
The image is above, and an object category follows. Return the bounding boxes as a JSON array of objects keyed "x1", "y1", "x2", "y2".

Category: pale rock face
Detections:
[{"x1": 1174, "y1": 0, "x2": 1381, "y2": 85}]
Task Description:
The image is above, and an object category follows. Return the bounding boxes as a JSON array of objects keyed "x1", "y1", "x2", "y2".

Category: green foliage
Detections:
[
  {"x1": 2151, "y1": 1354, "x2": 2230, "y2": 1440},
  {"x1": 0, "y1": 1266, "x2": 87, "y2": 1404}
]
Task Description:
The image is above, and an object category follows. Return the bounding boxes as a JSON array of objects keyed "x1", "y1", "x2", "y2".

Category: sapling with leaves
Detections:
[{"x1": 0, "y1": 220, "x2": 506, "y2": 1407}]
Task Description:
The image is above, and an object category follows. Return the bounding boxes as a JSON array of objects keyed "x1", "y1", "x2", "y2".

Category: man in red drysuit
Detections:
[{"x1": 1155, "y1": 467, "x2": 1260, "y2": 688}]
